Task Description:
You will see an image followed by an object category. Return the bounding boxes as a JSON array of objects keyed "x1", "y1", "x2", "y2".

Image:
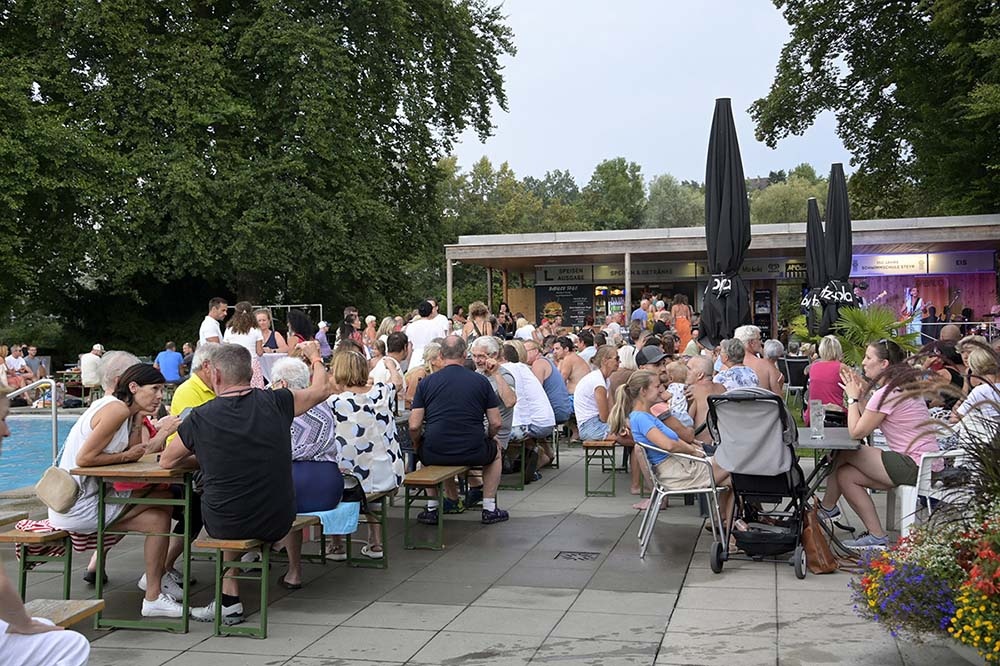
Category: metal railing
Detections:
[{"x1": 7, "y1": 378, "x2": 59, "y2": 460}]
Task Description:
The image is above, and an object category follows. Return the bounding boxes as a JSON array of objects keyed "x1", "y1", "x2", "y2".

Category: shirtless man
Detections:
[
  {"x1": 552, "y1": 336, "x2": 591, "y2": 439},
  {"x1": 734, "y1": 325, "x2": 783, "y2": 395},
  {"x1": 686, "y1": 354, "x2": 724, "y2": 442}
]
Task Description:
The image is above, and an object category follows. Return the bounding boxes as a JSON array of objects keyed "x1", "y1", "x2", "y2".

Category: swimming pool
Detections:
[{"x1": 0, "y1": 415, "x2": 80, "y2": 493}]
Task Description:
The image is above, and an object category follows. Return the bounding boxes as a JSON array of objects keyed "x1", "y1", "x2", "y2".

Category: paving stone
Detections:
[
  {"x1": 446, "y1": 606, "x2": 565, "y2": 636},
  {"x1": 343, "y1": 601, "x2": 464, "y2": 631},
  {"x1": 409, "y1": 630, "x2": 544, "y2": 666},
  {"x1": 531, "y1": 637, "x2": 658, "y2": 665},
  {"x1": 299, "y1": 625, "x2": 434, "y2": 662},
  {"x1": 473, "y1": 585, "x2": 580, "y2": 611},
  {"x1": 550, "y1": 610, "x2": 669, "y2": 643},
  {"x1": 571, "y1": 589, "x2": 678, "y2": 616}
]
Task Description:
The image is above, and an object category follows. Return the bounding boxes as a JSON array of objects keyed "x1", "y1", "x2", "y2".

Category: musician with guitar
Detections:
[{"x1": 900, "y1": 287, "x2": 931, "y2": 338}]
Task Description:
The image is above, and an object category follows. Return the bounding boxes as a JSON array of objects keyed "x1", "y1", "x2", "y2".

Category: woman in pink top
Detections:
[
  {"x1": 803, "y1": 335, "x2": 845, "y2": 426},
  {"x1": 818, "y1": 339, "x2": 938, "y2": 550}
]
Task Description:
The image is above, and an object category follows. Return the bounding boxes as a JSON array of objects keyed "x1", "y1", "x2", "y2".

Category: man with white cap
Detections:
[
  {"x1": 316, "y1": 320, "x2": 332, "y2": 362},
  {"x1": 79, "y1": 344, "x2": 104, "y2": 388}
]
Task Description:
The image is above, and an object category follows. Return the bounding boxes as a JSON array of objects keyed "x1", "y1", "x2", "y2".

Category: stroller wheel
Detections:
[
  {"x1": 793, "y1": 544, "x2": 807, "y2": 579},
  {"x1": 710, "y1": 541, "x2": 724, "y2": 574}
]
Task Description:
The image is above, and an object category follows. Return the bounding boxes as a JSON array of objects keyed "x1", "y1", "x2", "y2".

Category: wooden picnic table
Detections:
[{"x1": 72, "y1": 459, "x2": 197, "y2": 633}]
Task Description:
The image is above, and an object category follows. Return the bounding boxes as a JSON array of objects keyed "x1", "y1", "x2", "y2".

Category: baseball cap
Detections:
[
  {"x1": 318, "y1": 321, "x2": 329, "y2": 329},
  {"x1": 635, "y1": 346, "x2": 667, "y2": 367},
  {"x1": 92, "y1": 344, "x2": 105, "y2": 353}
]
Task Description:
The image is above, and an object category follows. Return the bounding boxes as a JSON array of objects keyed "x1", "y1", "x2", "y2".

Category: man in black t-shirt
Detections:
[
  {"x1": 409, "y1": 335, "x2": 508, "y2": 525},
  {"x1": 161, "y1": 342, "x2": 330, "y2": 626}
]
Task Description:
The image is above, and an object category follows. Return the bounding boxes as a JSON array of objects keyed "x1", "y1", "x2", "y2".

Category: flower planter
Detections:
[{"x1": 948, "y1": 641, "x2": 986, "y2": 666}]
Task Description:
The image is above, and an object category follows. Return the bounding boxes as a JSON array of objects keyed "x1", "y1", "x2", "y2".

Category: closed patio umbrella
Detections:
[
  {"x1": 819, "y1": 163, "x2": 856, "y2": 335},
  {"x1": 699, "y1": 98, "x2": 751, "y2": 349},
  {"x1": 804, "y1": 197, "x2": 826, "y2": 335}
]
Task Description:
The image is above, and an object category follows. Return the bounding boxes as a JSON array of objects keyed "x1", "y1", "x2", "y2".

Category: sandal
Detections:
[
  {"x1": 326, "y1": 544, "x2": 347, "y2": 561},
  {"x1": 361, "y1": 544, "x2": 384, "y2": 560}
]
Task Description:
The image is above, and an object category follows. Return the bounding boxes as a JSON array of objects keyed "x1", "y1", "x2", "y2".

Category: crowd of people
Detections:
[{"x1": 4, "y1": 291, "x2": 1000, "y2": 662}]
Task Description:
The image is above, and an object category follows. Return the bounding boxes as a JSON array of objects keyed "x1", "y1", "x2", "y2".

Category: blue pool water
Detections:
[{"x1": 0, "y1": 415, "x2": 80, "y2": 492}]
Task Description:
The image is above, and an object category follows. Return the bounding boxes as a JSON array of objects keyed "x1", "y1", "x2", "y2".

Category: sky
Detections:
[{"x1": 452, "y1": 0, "x2": 854, "y2": 185}]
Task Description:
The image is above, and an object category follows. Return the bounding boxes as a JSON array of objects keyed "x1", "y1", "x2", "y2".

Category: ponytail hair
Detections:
[{"x1": 607, "y1": 370, "x2": 658, "y2": 436}]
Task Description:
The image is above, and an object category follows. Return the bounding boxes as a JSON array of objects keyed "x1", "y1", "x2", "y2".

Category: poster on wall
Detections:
[{"x1": 534, "y1": 285, "x2": 593, "y2": 328}]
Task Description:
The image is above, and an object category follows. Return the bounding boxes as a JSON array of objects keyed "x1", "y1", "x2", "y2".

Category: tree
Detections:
[
  {"x1": 750, "y1": 0, "x2": 1000, "y2": 217},
  {"x1": 643, "y1": 174, "x2": 704, "y2": 228},
  {"x1": 0, "y1": 0, "x2": 515, "y2": 338},
  {"x1": 768, "y1": 169, "x2": 788, "y2": 184},
  {"x1": 578, "y1": 158, "x2": 645, "y2": 230},
  {"x1": 749, "y1": 175, "x2": 828, "y2": 225}
]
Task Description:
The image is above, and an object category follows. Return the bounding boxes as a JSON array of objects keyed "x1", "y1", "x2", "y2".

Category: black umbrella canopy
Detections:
[
  {"x1": 819, "y1": 163, "x2": 856, "y2": 335},
  {"x1": 699, "y1": 98, "x2": 751, "y2": 349},
  {"x1": 804, "y1": 197, "x2": 826, "y2": 335}
]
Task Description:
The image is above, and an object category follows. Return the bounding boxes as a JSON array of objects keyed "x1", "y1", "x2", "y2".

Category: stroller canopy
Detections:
[{"x1": 707, "y1": 388, "x2": 798, "y2": 477}]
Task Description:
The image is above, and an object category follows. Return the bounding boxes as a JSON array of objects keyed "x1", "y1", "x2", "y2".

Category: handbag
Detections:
[
  {"x1": 802, "y1": 503, "x2": 839, "y2": 574},
  {"x1": 35, "y1": 467, "x2": 79, "y2": 513}
]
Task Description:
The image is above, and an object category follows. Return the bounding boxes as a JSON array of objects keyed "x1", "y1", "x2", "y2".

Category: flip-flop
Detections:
[
  {"x1": 325, "y1": 545, "x2": 347, "y2": 562},
  {"x1": 278, "y1": 576, "x2": 302, "y2": 590},
  {"x1": 361, "y1": 544, "x2": 384, "y2": 560}
]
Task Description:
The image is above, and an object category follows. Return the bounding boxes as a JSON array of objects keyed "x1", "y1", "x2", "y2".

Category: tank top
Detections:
[
  {"x1": 264, "y1": 329, "x2": 278, "y2": 349},
  {"x1": 541, "y1": 357, "x2": 573, "y2": 423}
]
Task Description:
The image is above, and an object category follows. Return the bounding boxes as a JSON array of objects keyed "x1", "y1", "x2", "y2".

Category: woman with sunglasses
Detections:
[{"x1": 817, "y1": 339, "x2": 939, "y2": 550}]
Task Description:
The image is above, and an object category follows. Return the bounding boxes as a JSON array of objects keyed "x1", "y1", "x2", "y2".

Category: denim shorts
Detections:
[{"x1": 578, "y1": 415, "x2": 610, "y2": 441}]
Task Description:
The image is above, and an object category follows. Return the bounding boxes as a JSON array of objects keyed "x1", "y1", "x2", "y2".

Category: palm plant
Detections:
[{"x1": 833, "y1": 305, "x2": 920, "y2": 366}]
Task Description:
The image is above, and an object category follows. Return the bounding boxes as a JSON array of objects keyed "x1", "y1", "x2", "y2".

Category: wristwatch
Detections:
[{"x1": 846, "y1": 397, "x2": 859, "y2": 405}]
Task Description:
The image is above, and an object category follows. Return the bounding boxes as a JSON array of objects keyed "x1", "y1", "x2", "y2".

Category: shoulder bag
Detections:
[
  {"x1": 801, "y1": 503, "x2": 839, "y2": 574},
  {"x1": 35, "y1": 440, "x2": 80, "y2": 513}
]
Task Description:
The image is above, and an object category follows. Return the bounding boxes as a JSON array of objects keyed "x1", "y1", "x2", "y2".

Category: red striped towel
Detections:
[{"x1": 13, "y1": 519, "x2": 124, "y2": 569}]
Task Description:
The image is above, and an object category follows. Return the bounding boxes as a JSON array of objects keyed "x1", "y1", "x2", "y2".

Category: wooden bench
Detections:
[
  {"x1": 0, "y1": 528, "x2": 73, "y2": 600},
  {"x1": 402, "y1": 465, "x2": 470, "y2": 551},
  {"x1": 346, "y1": 489, "x2": 396, "y2": 569},
  {"x1": 583, "y1": 440, "x2": 617, "y2": 497},
  {"x1": 192, "y1": 514, "x2": 320, "y2": 639},
  {"x1": 24, "y1": 598, "x2": 105, "y2": 628},
  {"x1": 0, "y1": 511, "x2": 28, "y2": 529}
]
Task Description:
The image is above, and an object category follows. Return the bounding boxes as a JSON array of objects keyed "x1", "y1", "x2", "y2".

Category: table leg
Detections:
[
  {"x1": 181, "y1": 476, "x2": 191, "y2": 633},
  {"x1": 94, "y1": 481, "x2": 106, "y2": 629}
]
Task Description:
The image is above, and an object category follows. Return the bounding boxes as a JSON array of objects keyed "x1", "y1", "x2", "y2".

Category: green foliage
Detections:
[
  {"x1": 643, "y1": 174, "x2": 704, "y2": 228},
  {"x1": 578, "y1": 158, "x2": 646, "y2": 230},
  {"x1": 0, "y1": 0, "x2": 515, "y2": 334},
  {"x1": 749, "y1": 175, "x2": 828, "y2": 224},
  {"x1": 751, "y1": 0, "x2": 1000, "y2": 217},
  {"x1": 833, "y1": 305, "x2": 920, "y2": 366}
]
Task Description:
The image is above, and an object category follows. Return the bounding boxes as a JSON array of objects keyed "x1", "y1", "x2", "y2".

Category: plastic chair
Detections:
[
  {"x1": 633, "y1": 440, "x2": 727, "y2": 559},
  {"x1": 779, "y1": 357, "x2": 809, "y2": 411},
  {"x1": 893, "y1": 449, "x2": 968, "y2": 537}
]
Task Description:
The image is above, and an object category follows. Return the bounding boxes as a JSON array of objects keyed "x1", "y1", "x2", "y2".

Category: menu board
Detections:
[{"x1": 535, "y1": 285, "x2": 594, "y2": 328}]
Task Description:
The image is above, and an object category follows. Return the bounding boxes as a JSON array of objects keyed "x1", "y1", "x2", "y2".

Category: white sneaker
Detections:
[
  {"x1": 165, "y1": 567, "x2": 196, "y2": 586},
  {"x1": 190, "y1": 600, "x2": 244, "y2": 626},
  {"x1": 138, "y1": 572, "x2": 184, "y2": 600},
  {"x1": 141, "y1": 593, "x2": 184, "y2": 618}
]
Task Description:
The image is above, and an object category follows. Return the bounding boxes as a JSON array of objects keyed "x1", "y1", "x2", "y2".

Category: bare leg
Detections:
[
  {"x1": 277, "y1": 531, "x2": 303, "y2": 585},
  {"x1": 482, "y1": 447, "x2": 502, "y2": 499},
  {"x1": 221, "y1": 550, "x2": 240, "y2": 597},
  {"x1": 112, "y1": 504, "x2": 172, "y2": 602},
  {"x1": 836, "y1": 465, "x2": 892, "y2": 537},
  {"x1": 366, "y1": 516, "x2": 382, "y2": 551}
]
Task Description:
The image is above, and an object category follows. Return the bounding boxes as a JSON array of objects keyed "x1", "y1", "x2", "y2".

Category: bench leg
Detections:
[
  {"x1": 61, "y1": 538, "x2": 73, "y2": 600},
  {"x1": 403, "y1": 485, "x2": 415, "y2": 550},
  {"x1": 348, "y1": 496, "x2": 388, "y2": 570},
  {"x1": 551, "y1": 428, "x2": 560, "y2": 469},
  {"x1": 214, "y1": 547, "x2": 269, "y2": 639},
  {"x1": 436, "y1": 481, "x2": 445, "y2": 550},
  {"x1": 499, "y1": 442, "x2": 525, "y2": 491},
  {"x1": 212, "y1": 549, "x2": 224, "y2": 635},
  {"x1": 17, "y1": 543, "x2": 27, "y2": 601}
]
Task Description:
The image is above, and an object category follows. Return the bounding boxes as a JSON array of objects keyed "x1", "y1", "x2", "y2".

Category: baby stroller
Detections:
[{"x1": 706, "y1": 388, "x2": 809, "y2": 579}]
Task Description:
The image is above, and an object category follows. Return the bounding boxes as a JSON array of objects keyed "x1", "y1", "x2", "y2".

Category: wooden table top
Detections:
[{"x1": 71, "y1": 459, "x2": 196, "y2": 480}]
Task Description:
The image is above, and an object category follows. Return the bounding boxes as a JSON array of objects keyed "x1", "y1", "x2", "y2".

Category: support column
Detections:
[
  {"x1": 487, "y1": 267, "x2": 494, "y2": 312},
  {"x1": 502, "y1": 269, "x2": 509, "y2": 306},
  {"x1": 624, "y1": 252, "x2": 632, "y2": 316},
  {"x1": 446, "y1": 258, "x2": 454, "y2": 318}
]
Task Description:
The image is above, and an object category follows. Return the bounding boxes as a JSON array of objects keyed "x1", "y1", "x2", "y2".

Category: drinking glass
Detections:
[{"x1": 810, "y1": 400, "x2": 825, "y2": 439}]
